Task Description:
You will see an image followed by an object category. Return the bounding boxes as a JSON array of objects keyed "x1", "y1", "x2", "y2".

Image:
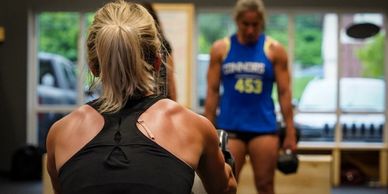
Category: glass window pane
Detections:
[
  {"x1": 266, "y1": 14, "x2": 288, "y2": 48},
  {"x1": 293, "y1": 13, "x2": 337, "y2": 142},
  {"x1": 340, "y1": 13, "x2": 385, "y2": 142},
  {"x1": 37, "y1": 52, "x2": 77, "y2": 105},
  {"x1": 196, "y1": 11, "x2": 234, "y2": 111},
  {"x1": 37, "y1": 12, "x2": 80, "y2": 105},
  {"x1": 198, "y1": 12, "x2": 234, "y2": 54},
  {"x1": 294, "y1": 113, "x2": 336, "y2": 141},
  {"x1": 340, "y1": 114, "x2": 384, "y2": 142}
]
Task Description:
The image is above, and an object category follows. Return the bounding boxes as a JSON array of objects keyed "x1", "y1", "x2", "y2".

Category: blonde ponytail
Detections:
[{"x1": 87, "y1": 1, "x2": 161, "y2": 113}]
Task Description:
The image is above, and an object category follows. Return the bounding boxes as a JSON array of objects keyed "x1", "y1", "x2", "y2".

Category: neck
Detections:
[{"x1": 236, "y1": 32, "x2": 263, "y2": 45}]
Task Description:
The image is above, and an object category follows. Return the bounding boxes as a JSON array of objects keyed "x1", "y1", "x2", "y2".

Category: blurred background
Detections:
[{"x1": 0, "y1": 0, "x2": 387, "y2": 193}]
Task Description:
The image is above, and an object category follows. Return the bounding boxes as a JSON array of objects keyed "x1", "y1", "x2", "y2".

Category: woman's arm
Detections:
[
  {"x1": 196, "y1": 117, "x2": 237, "y2": 194},
  {"x1": 46, "y1": 123, "x2": 61, "y2": 194},
  {"x1": 204, "y1": 40, "x2": 225, "y2": 123},
  {"x1": 272, "y1": 42, "x2": 297, "y2": 152}
]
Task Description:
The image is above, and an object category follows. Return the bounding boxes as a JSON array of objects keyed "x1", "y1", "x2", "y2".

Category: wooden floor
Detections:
[{"x1": 237, "y1": 156, "x2": 387, "y2": 194}]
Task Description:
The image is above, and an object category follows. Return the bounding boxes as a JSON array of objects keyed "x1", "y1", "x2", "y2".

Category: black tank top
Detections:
[{"x1": 58, "y1": 95, "x2": 195, "y2": 194}]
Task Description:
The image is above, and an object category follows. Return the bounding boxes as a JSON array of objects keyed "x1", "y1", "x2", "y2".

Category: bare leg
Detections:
[
  {"x1": 227, "y1": 138, "x2": 248, "y2": 181},
  {"x1": 248, "y1": 135, "x2": 279, "y2": 194}
]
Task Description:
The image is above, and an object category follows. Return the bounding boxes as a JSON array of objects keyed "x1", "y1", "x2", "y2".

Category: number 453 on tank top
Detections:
[{"x1": 234, "y1": 78, "x2": 262, "y2": 94}]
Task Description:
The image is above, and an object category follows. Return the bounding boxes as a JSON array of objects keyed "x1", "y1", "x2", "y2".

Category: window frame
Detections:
[{"x1": 27, "y1": 11, "x2": 89, "y2": 145}]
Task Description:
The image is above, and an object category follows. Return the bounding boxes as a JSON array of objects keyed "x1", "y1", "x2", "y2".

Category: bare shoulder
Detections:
[
  {"x1": 212, "y1": 38, "x2": 228, "y2": 50},
  {"x1": 48, "y1": 105, "x2": 100, "y2": 137},
  {"x1": 211, "y1": 38, "x2": 229, "y2": 57},
  {"x1": 265, "y1": 36, "x2": 288, "y2": 65},
  {"x1": 155, "y1": 99, "x2": 212, "y2": 126},
  {"x1": 140, "y1": 99, "x2": 219, "y2": 168},
  {"x1": 151, "y1": 99, "x2": 216, "y2": 139},
  {"x1": 46, "y1": 104, "x2": 103, "y2": 152},
  {"x1": 265, "y1": 36, "x2": 285, "y2": 52},
  {"x1": 46, "y1": 104, "x2": 104, "y2": 170}
]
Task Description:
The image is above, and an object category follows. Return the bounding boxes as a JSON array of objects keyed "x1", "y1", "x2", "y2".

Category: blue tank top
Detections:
[{"x1": 217, "y1": 33, "x2": 277, "y2": 133}]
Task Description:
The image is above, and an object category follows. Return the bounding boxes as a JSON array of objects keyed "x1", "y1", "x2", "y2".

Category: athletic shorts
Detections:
[{"x1": 226, "y1": 130, "x2": 278, "y2": 144}]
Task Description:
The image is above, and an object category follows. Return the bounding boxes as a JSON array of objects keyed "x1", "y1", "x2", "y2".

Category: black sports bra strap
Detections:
[
  {"x1": 122, "y1": 95, "x2": 165, "y2": 117},
  {"x1": 86, "y1": 99, "x2": 100, "y2": 111},
  {"x1": 86, "y1": 95, "x2": 165, "y2": 115},
  {"x1": 138, "y1": 95, "x2": 165, "y2": 112}
]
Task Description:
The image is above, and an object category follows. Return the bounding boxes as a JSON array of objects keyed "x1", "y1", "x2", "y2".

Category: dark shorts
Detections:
[{"x1": 226, "y1": 130, "x2": 278, "y2": 144}]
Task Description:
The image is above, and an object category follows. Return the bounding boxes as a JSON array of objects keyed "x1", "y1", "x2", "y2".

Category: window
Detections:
[
  {"x1": 293, "y1": 13, "x2": 337, "y2": 142},
  {"x1": 339, "y1": 13, "x2": 385, "y2": 142},
  {"x1": 196, "y1": 10, "x2": 234, "y2": 112},
  {"x1": 30, "y1": 12, "x2": 93, "y2": 148}
]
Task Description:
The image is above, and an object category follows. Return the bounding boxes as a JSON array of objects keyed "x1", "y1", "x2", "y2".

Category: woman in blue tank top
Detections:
[
  {"x1": 204, "y1": 0, "x2": 297, "y2": 193},
  {"x1": 45, "y1": 1, "x2": 237, "y2": 194}
]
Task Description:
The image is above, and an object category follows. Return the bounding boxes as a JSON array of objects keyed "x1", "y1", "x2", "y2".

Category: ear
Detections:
[
  {"x1": 89, "y1": 63, "x2": 100, "y2": 77},
  {"x1": 154, "y1": 54, "x2": 162, "y2": 72}
]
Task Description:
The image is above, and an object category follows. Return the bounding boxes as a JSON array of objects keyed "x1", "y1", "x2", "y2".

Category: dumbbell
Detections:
[
  {"x1": 191, "y1": 130, "x2": 235, "y2": 194},
  {"x1": 217, "y1": 130, "x2": 236, "y2": 175},
  {"x1": 277, "y1": 127, "x2": 299, "y2": 175},
  {"x1": 277, "y1": 149, "x2": 299, "y2": 174}
]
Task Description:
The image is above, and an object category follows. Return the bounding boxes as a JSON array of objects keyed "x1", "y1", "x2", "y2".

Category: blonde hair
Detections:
[
  {"x1": 87, "y1": 0, "x2": 161, "y2": 113},
  {"x1": 233, "y1": 0, "x2": 266, "y2": 30}
]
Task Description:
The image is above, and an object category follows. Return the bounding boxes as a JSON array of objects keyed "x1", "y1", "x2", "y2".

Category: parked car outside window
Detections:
[
  {"x1": 38, "y1": 52, "x2": 77, "y2": 105},
  {"x1": 37, "y1": 52, "x2": 100, "y2": 149},
  {"x1": 295, "y1": 77, "x2": 385, "y2": 142}
]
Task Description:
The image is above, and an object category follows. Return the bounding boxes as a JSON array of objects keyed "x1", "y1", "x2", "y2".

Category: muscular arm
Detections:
[
  {"x1": 196, "y1": 118, "x2": 237, "y2": 194},
  {"x1": 204, "y1": 40, "x2": 225, "y2": 124},
  {"x1": 272, "y1": 43, "x2": 297, "y2": 151},
  {"x1": 46, "y1": 123, "x2": 61, "y2": 194}
]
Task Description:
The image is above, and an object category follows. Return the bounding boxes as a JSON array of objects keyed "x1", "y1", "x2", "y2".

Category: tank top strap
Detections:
[
  {"x1": 85, "y1": 95, "x2": 164, "y2": 115},
  {"x1": 86, "y1": 99, "x2": 100, "y2": 111},
  {"x1": 120, "y1": 95, "x2": 165, "y2": 118}
]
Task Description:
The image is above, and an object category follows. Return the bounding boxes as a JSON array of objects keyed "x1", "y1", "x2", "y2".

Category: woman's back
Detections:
[
  {"x1": 46, "y1": 1, "x2": 236, "y2": 193},
  {"x1": 56, "y1": 96, "x2": 195, "y2": 194}
]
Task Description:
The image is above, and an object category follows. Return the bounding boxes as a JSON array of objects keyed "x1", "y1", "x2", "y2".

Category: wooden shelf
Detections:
[
  {"x1": 297, "y1": 141, "x2": 336, "y2": 150},
  {"x1": 339, "y1": 142, "x2": 386, "y2": 150},
  {"x1": 297, "y1": 141, "x2": 388, "y2": 187}
]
